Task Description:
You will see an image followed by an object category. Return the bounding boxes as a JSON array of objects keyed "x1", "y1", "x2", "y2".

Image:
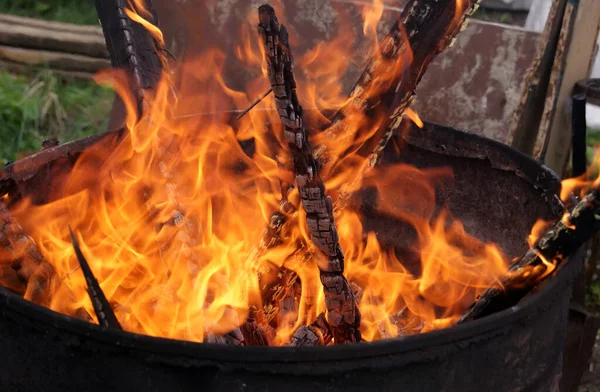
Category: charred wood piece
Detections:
[
  {"x1": 324, "y1": 0, "x2": 479, "y2": 168},
  {"x1": 205, "y1": 321, "x2": 245, "y2": 345},
  {"x1": 289, "y1": 312, "x2": 333, "y2": 347},
  {"x1": 458, "y1": 187, "x2": 600, "y2": 323},
  {"x1": 68, "y1": 228, "x2": 122, "y2": 330},
  {"x1": 94, "y1": 0, "x2": 164, "y2": 116},
  {"x1": 0, "y1": 200, "x2": 53, "y2": 304},
  {"x1": 276, "y1": 268, "x2": 301, "y2": 329},
  {"x1": 240, "y1": 316, "x2": 270, "y2": 346},
  {"x1": 205, "y1": 332, "x2": 244, "y2": 345},
  {"x1": 257, "y1": 4, "x2": 361, "y2": 343}
]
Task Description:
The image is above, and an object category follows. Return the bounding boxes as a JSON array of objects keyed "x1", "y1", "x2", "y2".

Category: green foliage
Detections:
[
  {"x1": 0, "y1": 1, "x2": 113, "y2": 164},
  {"x1": 0, "y1": 70, "x2": 114, "y2": 165},
  {"x1": 499, "y1": 13, "x2": 513, "y2": 24},
  {"x1": 587, "y1": 282, "x2": 600, "y2": 316},
  {"x1": 0, "y1": 0, "x2": 98, "y2": 25}
]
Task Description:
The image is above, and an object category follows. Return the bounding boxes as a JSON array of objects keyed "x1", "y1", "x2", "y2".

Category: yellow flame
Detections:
[{"x1": 124, "y1": 7, "x2": 165, "y2": 48}]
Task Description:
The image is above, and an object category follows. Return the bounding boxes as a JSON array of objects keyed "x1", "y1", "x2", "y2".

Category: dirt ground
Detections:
[{"x1": 578, "y1": 335, "x2": 600, "y2": 392}]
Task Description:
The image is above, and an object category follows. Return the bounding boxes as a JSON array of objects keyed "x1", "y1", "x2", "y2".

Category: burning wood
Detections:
[
  {"x1": 257, "y1": 4, "x2": 361, "y2": 343},
  {"x1": 240, "y1": 316, "x2": 271, "y2": 346},
  {"x1": 95, "y1": 0, "x2": 167, "y2": 116},
  {"x1": 0, "y1": 200, "x2": 53, "y2": 305},
  {"x1": 289, "y1": 312, "x2": 332, "y2": 347},
  {"x1": 249, "y1": 0, "x2": 480, "y2": 343},
  {"x1": 205, "y1": 330, "x2": 245, "y2": 345},
  {"x1": 320, "y1": 0, "x2": 479, "y2": 198},
  {"x1": 459, "y1": 186, "x2": 600, "y2": 323},
  {"x1": 68, "y1": 228, "x2": 122, "y2": 329}
]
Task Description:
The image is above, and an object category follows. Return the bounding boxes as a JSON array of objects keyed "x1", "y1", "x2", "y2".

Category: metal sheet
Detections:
[{"x1": 413, "y1": 21, "x2": 539, "y2": 143}]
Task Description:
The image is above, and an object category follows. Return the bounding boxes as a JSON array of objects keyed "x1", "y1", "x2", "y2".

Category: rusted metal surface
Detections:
[
  {"x1": 562, "y1": 304, "x2": 600, "y2": 392},
  {"x1": 412, "y1": 20, "x2": 539, "y2": 143}
]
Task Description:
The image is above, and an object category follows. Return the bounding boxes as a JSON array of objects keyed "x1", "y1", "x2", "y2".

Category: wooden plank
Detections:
[
  {"x1": 0, "y1": 45, "x2": 110, "y2": 74},
  {"x1": 538, "y1": 0, "x2": 600, "y2": 174},
  {"x1": 507, "y1": 0, "x2": 568, "y2": 154},
  {"x1": 0, "y1": 20, "x2": 109, "y2": 59},
  {"x1": 0, "y1": 13, "x2": 103, "y2": 35},
  {"x1": 412, "y1": 20, "x2": 539, "y2": 143},
  {"x1": 0, "y1": 60, "x2": 94, "y2": 81},
  {"x1": 532, "y1": 1, "x2": 576, "y2": 161}
]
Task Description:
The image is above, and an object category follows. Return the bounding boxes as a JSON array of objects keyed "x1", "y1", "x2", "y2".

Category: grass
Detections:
[
  {"x1": 471, "y1": 8, "x2": 514, "y2": 24},
  {"x1": 0, "y1": 0, "x2": 113, "y2": 164},
  {"x1": 588, "y1": 283, "x2": 600, "y2": 315},
  {"x1": 0, "y1": 70, "x2": 114, "y2": 165},
  {"x1": 0, "y1": 0, "x2": 98, "y2": 25}
]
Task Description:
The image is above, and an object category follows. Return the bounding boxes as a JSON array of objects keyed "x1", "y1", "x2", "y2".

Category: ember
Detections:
[{"x1": 0, "y1": 0, "x2": 597, "y2": 351}]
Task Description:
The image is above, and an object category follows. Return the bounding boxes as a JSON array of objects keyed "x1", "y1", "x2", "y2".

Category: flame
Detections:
[
  {"x1": 527, "y1": 219, "x2": 551, "y2": 248},
  {"x1": 405, "y1": 108, "x2": 423, "y2": 128},
  {"x1": 363, "y1": 0, "x2": 384, "y2": 41},
  {"x1": 125, "y1": 1, "x2": 165, "y2": 47},
  {"x1": 0, "y1": 1, "x2": 543, "y2": 344}
]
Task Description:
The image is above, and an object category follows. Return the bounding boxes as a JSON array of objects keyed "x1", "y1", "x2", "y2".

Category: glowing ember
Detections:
[{"x1": 0, "y1": 0, "x2": 583, "y2": 345}]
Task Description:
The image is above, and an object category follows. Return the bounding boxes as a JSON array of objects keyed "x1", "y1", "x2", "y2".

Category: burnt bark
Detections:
[
  {"x1": 94, "y1": 0, "x2": 163, "y2": 118},
  {"x1": 257, "y1": 4, "x2": 361, "y2": 344},
  {"x1": 458, "y1": 188, "x2": 600, "y2": 323}
]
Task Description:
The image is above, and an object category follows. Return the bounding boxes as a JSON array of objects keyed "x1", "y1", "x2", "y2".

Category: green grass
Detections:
[
  {"x1": 587, "y1": 282, "x2": 600, "y2": 316},
  {"x1": 0, "y1": 0, "x2": 113, "y2": 164},
  {"x1": 0, "y1": 0, "x2": 98, "y2": 25},
  {"x1": 0, "y1": 70, "x2": 114, "y2": 165},
  {"x1": 585, "y1": 129, "x2": 600, "y2": 315}
]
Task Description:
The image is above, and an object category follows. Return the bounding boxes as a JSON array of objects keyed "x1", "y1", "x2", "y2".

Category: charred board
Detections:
[{"x1": 94, "y1": 0, "x2": 163, "y2": 118}]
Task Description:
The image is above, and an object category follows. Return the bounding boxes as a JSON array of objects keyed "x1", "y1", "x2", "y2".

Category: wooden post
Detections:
[
  {"x1": 508, "y1": 0, "x2": 569, "y2": 154},
  {"x1": 537, "y1": 0, "x2": 600, "y2": 174}
]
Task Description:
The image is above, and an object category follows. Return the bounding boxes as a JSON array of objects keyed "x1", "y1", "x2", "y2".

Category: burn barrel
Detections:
[{"x1": 0, "y1": 122, "x2": 581, "y2": 391}]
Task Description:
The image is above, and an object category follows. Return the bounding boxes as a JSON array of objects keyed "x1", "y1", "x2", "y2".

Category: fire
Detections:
[
  {"x1": 125, "y1": 8, "x2": 164, "y2": 47},
  {"x1": 363, "y1": 0, "x2": 384, "y2": 40},
  {"x1": 0, "y1": 0, "x2": 556, "y2": 344},
  {"x1": 518, "y1": 151, "x2": 600, "y2": 287}
]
